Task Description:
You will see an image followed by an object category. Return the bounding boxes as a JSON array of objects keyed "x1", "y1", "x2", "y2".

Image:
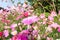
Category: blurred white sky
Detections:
[{"x1": 0, "y1": 0, "x2": 24, "y2": 8}]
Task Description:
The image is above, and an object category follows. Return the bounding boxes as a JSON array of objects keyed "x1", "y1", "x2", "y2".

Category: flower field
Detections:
[{"x1": 0, "y1": 0, "x2": 60, "y2": 40}]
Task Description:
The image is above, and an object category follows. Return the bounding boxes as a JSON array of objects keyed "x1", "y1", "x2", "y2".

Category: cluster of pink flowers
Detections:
[{"x1": 0, "y1": 2, "x2": 60, "y2": 40}]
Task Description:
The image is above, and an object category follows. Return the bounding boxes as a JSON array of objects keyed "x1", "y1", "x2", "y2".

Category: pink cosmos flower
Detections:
[
  {"x1": 32, "y1": 30, "x2": 38, "y2": 37},
  {"x1": 3, "y1": 30, "x2": 9, "y2": 37},
  {"x1": 22, "y1": 16, "x2": 39, "y2": 25},
  {"x1": 16, "y1": 11, "x2": 29, "y2": 20},
  {"x1": 20, "y1": 8, "x2": 24, "y2": 13},
  {"x1": 42, "y1": 21, "x2": 46, "y2": 25},
  {"x1": 16, "y1": 15, "x2": 23, "y2": 20},
  {"x1": 10, "y1": 24, "x2": 17, "y2": 30},
  {"x1": 49, "y1": 23, "x2": 59, "y2": 29},
  {"x1": 46, "y1": 27, "x2": 52, "y2": 32},
  {"x1": 40, "y1": 14, "x2": 45, "y2": 19},
  {"x1": 51, "y1": 11, "x2": 57, "y2": 17},
  {"x1": 46, "y1": 37, "x2": 53, "y2": 40},
  {"x1": 48, "y1": 16, "x2": 54, "y2": 21},
  {"x1": 1, "y1": 19, "x2": 10, "y2": 24}
]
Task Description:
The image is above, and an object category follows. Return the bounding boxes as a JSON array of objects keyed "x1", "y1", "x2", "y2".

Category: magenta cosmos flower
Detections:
[
  {"x1": 11, "y1": 30, "x2": 29, "y2": 40},
  {"x1": 0, "y1": 32, "x2": 3, "y2": 37},
  {"x1": 11, "y1": 30, "x2": 38, "y2": 40},
  {"x1": 57, "y1": 27, "x2": 60, "y2": 32},
  {"x1": 17, "y1": 30, "x2": 29, "y2": 40},
  {"x1": 22, "y1": 16, "x2": 39, "y2": 25}
]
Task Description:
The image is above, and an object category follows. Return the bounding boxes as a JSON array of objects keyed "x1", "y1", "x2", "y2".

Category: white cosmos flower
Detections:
[{"x1": 11, "y1": 30, "x2": 17, "y2": 35}]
